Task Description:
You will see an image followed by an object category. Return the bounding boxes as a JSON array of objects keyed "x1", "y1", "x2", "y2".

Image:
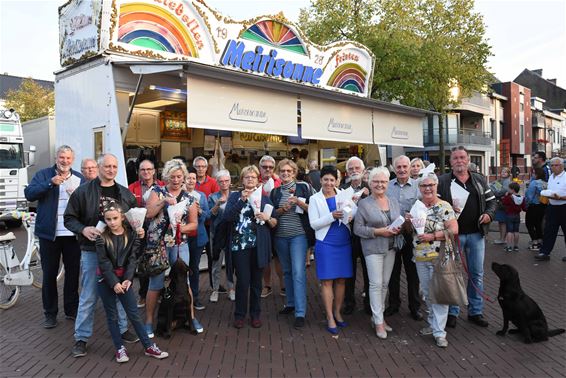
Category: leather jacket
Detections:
[
  {"x1": 96, "y1": 227, "x2": 140, "y2": 288},
  {"x1": 437, "y1": 171, "x2": 497, "y2": 236},
  {"x1": 64, "y1": 178, "x2": 137, "y2": 251}
]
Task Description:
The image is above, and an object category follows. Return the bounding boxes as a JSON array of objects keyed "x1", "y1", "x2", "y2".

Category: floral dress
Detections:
[
  {"x1": 146, "y1": 186, "x2": 195, "y2": 249},
  {"x1": 231, "y1": 201, "x2": 257, "y2": 252},
  {"x1": 412, "y1": 200, "x2": 456, "y2": 262}
]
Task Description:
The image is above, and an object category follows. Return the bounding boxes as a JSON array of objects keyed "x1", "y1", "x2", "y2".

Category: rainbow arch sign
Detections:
[{"x1": 59, "y1": 0, "x2": 375, "y2": 97}]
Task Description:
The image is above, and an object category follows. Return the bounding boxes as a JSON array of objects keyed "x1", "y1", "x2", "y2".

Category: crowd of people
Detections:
[{"x1": 24, "y1": 144, "x2": 566, "y2": 363}]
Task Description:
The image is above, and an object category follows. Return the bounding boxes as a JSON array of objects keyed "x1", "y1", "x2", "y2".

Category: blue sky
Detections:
[{"x1": 1, "y1": 0, "x2": 564, "y2": 88}]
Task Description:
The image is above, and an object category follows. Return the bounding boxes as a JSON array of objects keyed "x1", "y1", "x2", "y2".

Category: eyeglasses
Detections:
[
  {"x1": 261, "y1": 165, "x2": 274, "y2": 170},
  {"x1": 419, "y1": 183, "x2": 436, "y2": 188},
  {"x1": 451, "y1": 145, "x2": 468, "y2": 153},
  {"x1": 279, "y1": 169, "x2": 293, "y2": 173},
  {"x1": 243, "y1": 176, "x2": 257, "y2": 180},
  {"x1": 139, "y1": 168, "x2": 154, "y2": 172},
  {"x1": 194, "y1": 165, "x2": 207, "y2": 169}
]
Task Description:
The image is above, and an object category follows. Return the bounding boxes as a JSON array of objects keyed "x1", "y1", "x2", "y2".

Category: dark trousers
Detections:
[
  {"x1": 39, "y1": 236, "x2": 80, "y2": 318},
  {"x1": 188, "y1": 237, "x2": 205, "y2": 300},
  {"x1": 97, "y1": 281, "x2": 151, "y2": 350},
  {"x1": 541, "y1": 204, "x2": 566, "y2": 256},
  {"x1": 232, "y1": 247, "x2": 263, "y2": 320},
  {"x1": 387, "y1": 234, "x2": 421, "y2": 312},
  {"x1": 345, "y1": 235, "x2": 369, "y2": 307},
  {"x1": 138, "y1": 276, "x2": 149, "y2": 299},
  {"x1": 525, "y1": 204, "x2": 546, "y2": 240}
]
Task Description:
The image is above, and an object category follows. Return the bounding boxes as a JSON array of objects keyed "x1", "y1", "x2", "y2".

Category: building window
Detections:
[
  {"x1": 500, "y1": 121, "x2": 505, "y2": 137},
  {"x1": 520, "y1": 93, "x2": 524, "y2": 112},
  {"x1": 520, "y1": 123, "x2": 524, "y2": 142},
  {"x1": 490, "y1": 119, "x2": 496, "y2": 138},
  {"x1": 470, "y1": 155, "x2": 482, "y2": 173}
]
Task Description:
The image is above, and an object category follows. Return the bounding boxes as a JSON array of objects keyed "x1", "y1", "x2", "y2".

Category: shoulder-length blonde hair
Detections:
[{"x1": 240, "y1": 165, "x2": 260, "y2": 181}]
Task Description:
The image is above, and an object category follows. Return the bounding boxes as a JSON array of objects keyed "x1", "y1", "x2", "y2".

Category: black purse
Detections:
[{"x1": 138, "y1": 241, "x2": 170, "y2": 277}]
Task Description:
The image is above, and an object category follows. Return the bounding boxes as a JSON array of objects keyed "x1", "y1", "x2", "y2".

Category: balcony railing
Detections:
[
  {"x1": 423, "y1": 131, "x2": 492, "y2": 147},
  {"x1": 532, "y1": 114, "x2": 545, "y2": 128}
]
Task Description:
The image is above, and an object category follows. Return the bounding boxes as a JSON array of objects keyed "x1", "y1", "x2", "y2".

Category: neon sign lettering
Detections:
[{"x1": 220, "y1": 40, "x2": 323, "y2": 85}]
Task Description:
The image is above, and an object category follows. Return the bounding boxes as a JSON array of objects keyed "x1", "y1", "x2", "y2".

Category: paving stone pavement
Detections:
[{"x1": 0, "y1": 234, "x2": 564, "y2": 377}]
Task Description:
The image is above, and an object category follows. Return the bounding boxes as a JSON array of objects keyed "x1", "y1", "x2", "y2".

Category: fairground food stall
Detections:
[{"x1": 57, "y1": 0, "x2": 427, "y2": 185}]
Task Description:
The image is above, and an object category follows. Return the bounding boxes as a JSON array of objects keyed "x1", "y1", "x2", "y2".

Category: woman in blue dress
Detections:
[{"x1": 308, "y1": 165, "x2": 353, "y2": 334}]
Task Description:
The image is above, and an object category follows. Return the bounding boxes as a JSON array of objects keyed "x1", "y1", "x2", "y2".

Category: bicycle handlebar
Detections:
[{"x1": 0, "y1": 211, "x2": 36, "y2": 222}]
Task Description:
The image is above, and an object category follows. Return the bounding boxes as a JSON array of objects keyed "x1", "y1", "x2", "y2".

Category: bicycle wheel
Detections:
[
  {"x1": 0, "y1": 264, "x2": 20, "y2": 309},
  {"x1": 30, "y1": 247, "x2": 64, "y2": 288}
]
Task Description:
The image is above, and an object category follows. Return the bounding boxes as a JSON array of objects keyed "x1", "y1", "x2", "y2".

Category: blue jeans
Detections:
[
  {"x1": 188, "y1": 238, "x2": 205, "y2": 299},
  {"x1": 448, "y1": 233, "x2": 485, "y2": 317},
  {"x1": 416, "y1": 261, "x2": 449, "y2": 338},
  {"x1": 74, "y1": 251, "x2": 127, "y2": 342},
  {"x1": 274, "y1": 234, "x2": 308, "y2": 318},
  {"x1": 148, "y1": 244, "x2": 190, "y2": 291},
  {"x1": 98, "y1": 281, "x2": 152, "y2": 350}
]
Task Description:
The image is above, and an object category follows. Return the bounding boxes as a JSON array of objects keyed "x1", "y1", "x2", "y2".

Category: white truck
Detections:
[{"x1": 0, "y1": 108, "x2": 35, "y2": 227}]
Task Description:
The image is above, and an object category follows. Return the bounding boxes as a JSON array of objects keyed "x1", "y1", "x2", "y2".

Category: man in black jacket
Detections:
[
  {"x1": 437, "y1": 146, "x2": 496, "y2": 328},
  {"x1": 64, "y1": 154, "x2": 138, "y2": 357}
]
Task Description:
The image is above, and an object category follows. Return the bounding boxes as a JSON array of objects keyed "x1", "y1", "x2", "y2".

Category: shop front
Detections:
[{"x1": 57, "y1": 0, "x2": 428, "y2": 185}]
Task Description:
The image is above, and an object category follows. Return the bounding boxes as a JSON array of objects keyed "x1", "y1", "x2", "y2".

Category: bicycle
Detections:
[{"x1": 0, "y1": 211, "x2": 64, "y2": 309}]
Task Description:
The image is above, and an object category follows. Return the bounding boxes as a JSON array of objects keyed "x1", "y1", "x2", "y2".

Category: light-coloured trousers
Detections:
[{"x1": 364, "y1": 249, "x2": 396, "y2": 326}]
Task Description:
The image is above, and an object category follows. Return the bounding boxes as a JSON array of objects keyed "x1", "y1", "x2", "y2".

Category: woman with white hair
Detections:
[
  {"x1": 353, "y1": 167, "x2": 403, "y2": 339},
  {"x1": 413, "y1": 172, "x2": 458, "y2": 348}
]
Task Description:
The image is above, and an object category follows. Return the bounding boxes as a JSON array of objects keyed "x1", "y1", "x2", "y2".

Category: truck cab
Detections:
[{"x1": 0, "y1": 108, "x2": 35, "y2": 227}]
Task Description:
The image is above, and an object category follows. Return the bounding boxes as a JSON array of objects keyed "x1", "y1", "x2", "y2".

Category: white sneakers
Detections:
[{"x1": 210, "y1": 290, "x2": 219, "y2": 303}]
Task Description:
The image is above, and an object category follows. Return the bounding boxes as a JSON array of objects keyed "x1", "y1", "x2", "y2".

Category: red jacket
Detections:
[
  {"x1": 128, "y1": 179, "x2": 165, "y2": 206},
  {"x1": 501, "y1": 193, "x2": 526, "y2": 215}
]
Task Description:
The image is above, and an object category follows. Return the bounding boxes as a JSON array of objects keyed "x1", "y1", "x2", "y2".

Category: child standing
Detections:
[
  {"x1": 96, "y1": 202, "x2": 169, "y2": 363},
  {"x1": 501, "y1": 182, "x2": 526, "y2": 252}
]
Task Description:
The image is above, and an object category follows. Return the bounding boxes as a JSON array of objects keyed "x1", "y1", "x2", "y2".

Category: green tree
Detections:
[
  {"x1": 4, "y1": 78, "x2": 54, "y2": 122},
  {"x1": 299, "y1": 0, "x2": 492, "y2": 171}
]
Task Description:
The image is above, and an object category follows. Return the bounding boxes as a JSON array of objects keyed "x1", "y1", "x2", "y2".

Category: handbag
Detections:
[
  {"x1": 138, "y1": 242, "x2": 170, "y2": 277},
  {"x1": 429, "y1": 230, "x2": 468, "y2": 306}
]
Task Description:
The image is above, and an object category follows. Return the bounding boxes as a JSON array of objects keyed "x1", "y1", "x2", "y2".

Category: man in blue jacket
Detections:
[{"x1": 24, "y1": 145, "x2": 85, "y2": 329}]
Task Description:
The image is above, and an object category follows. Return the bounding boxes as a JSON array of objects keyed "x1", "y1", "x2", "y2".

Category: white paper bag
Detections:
[
  {"x1": 450, "y1": 180, "x2": 469, "y2": 218},
  {"x1": 410, "y1": 200, "x2": 428, "y2": 235},
  {"x1": 125, "y1": 207, "x2": 147, "y2": 230},
  {"x1": 249, "y1": 186, "x2": 263, "y2": 214},
  {"x1": 336, "y1": 187, "x2": 354, "y2": 210},
  {"x1": 388, "y1": 215, "x2": 405, "y2": 230},
  {"x1": 188, "y1": 190, "x2": 201, "y2": 203},
  {"x1": 263, "y1": 177, "x2": 275, "y2": 194},
  {"x1": 263, "y1": 204, "x2": 274, "y2": 219},
  {"x1": 167, "y1": 199, "x2": 189, "y2": 239},
  {"x1": 95, "y1": 220, "x2": 107, "y2": 232},
  {"x1": 295, "y1": 197, "x2": 306, "y2": 214}
]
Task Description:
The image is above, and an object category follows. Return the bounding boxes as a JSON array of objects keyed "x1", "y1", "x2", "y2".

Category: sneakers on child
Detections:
[
  {"x1": 115, "y1": 346, "x2": 129, "y2": 363},
  {"x1": 144, "y1": 344, "x2": 168, "y2": 359},
  {"x1": 210, "y1": 290, "x2": 219, "y2": 303},
  {"x1": 192, "y1": 318, "x2": 204, "y2": 333},
  {"x1": 504, "y1": 246, "x2": 513, "y2": 252},
  {"x1": 513, "y1": 246, "x2": 519, "y2": 252},
  {"x1": 145, "y1": 323, "x2": 154, "y2": 339},
  {"x1": 228, "y1": 289, "x2": 236, "y2": 301}
]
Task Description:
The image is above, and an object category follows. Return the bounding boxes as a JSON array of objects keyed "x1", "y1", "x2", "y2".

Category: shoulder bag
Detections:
[
  {"x1": 138, "y1": 241, "x2": 170, "y2": 277},
  {"x1": 429, "y1": 229, "x2": 468, "y2": 306}
]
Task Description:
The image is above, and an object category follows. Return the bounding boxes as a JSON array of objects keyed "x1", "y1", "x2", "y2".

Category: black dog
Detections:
[
  {"x1": 492, "y1": 262, "x2": 564, "y2": 343},
  {"x1": 155, "y1": 259, "x2": 196, "y2": 338}
]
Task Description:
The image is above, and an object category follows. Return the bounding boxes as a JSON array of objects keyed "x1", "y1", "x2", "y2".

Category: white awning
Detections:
[
  {"x1": 187, "y1": 75, "x2": 298, "y2": 136},
  {"x1": 301, "y1": 96, "x2": 373, "y2": 144},
  {"x1": 373, "y1": 110, "x2": 424, "y2": 147}
]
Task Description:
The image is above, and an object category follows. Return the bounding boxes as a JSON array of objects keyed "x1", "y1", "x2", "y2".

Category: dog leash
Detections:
[{"x1": 455, "y1": 235, "x2": 496, "y2": 304}]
